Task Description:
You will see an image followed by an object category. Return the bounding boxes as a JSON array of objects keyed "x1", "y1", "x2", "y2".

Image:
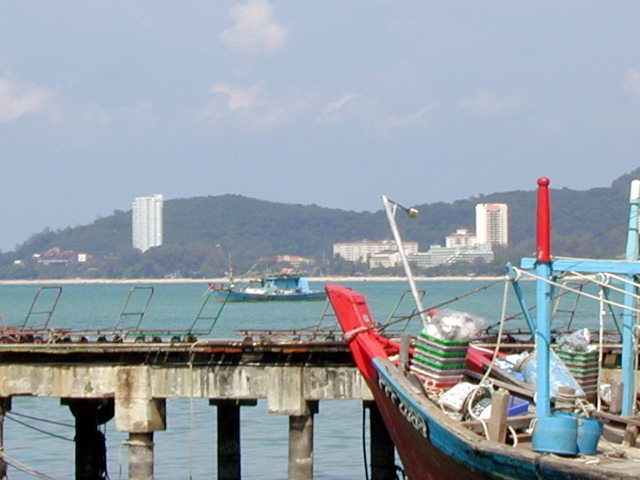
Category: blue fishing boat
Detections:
[
  {"x1": 210, "y1": 273, "x2": 326, "y2": 302},
  {"x1": 326, "y1": 179, "x2": 640, "y2": 480}
]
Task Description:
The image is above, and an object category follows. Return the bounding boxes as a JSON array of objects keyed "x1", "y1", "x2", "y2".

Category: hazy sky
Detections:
[{"x1": 2, "y1": 2, "x2": 640, "y2": 251}]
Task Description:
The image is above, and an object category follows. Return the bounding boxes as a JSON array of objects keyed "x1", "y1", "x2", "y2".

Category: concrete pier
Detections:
[
  {"x1": 288, "y1": 401, "x2": 318, "y2": 480},
  {"x1": 366, "y1": 401, "x2": 397, "y2": 480},
  {"x1": 211, "y1": 399, "x2": 257, "y2": 480},
  {"x1": 127, "y1": 433, "x2": 154, "y2": 480},
  {"x1": 0, "y1": 398, "x2": 9, "y2": 480},
  {"x1": 65, "y1": 399, "x2": 114, "y2": 480},
  {"x1": 0, "y1": 340, "x2": 373, "y2": 479}
]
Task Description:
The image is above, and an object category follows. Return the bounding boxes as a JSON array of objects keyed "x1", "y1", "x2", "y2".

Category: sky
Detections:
[{"x1": 2, "y1": 2, "x2": 640, "y2": 251}]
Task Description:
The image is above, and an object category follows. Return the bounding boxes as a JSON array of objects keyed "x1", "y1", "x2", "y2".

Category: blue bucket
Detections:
[
  {"x1": 532, "y1": 415, "x2": 578, "y2": 455},
  {"x1": 577, "y1": 417, "x2": 603, "y2": 455}
]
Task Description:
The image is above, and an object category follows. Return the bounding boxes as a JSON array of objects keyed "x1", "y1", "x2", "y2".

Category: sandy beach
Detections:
[{"x1": 0, "y1": 275, "x2": 506, "y2": 286}]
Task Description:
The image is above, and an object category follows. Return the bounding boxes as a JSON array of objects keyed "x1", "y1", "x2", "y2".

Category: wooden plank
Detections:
[
  {"x1": 465, "y1": 370, "x2": 534, "y2": 399},
  {"x1": 487, "y1": 389, "x2": 509, "y2": 443}
]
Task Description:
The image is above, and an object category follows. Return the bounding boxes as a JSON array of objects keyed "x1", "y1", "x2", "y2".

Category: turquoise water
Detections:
[{"x1": 0, "y1": 279, "x2": 609, "y2": 479}]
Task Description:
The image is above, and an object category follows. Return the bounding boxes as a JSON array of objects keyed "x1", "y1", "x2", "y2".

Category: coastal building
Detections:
[
  {"x1": 333, "y1": 239, "x2": 418, "y2": 263},
  {"x1": 475, "y1": 203, "x2": 509, "y2": 246},
  {"x1": 369, "y1": 251, "x2": 402, "y2": 269},
  {"x1": 410, "y1": 244, "x2": 494, "y2": 268},
  {"x1": 445, "y1": 228, "x2": 477, "y2": 248},
  {"x1": 275, "y1": 255, "x2": 314, "y2": 269},
  {"x1": 132, "y1": 194, "x2": 163, "y2": 252}
]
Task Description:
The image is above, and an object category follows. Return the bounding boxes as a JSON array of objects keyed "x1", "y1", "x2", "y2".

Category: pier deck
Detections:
[{"x1": 0, "y1": 338, "x2": 384, "y2": 480}]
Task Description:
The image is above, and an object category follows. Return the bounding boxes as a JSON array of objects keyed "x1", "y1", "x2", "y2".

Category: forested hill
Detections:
[{"x1": 6, "y1": 168, "x2": 640, "y2": 278}]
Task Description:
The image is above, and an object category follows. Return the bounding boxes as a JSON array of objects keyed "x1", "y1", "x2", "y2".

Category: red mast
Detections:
[{"x1": 536, "y1": 177, "x2": 551, "y2": 264}]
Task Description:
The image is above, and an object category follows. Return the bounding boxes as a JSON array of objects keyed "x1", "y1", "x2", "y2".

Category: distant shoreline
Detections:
[{"x1": 0, "y1": 275, "x2": 507, "y2": 286}]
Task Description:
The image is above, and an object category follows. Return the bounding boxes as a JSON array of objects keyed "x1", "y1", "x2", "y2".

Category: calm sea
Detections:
[{"x1": 0, "y1": 278, "x2": 578, "y2": 479}]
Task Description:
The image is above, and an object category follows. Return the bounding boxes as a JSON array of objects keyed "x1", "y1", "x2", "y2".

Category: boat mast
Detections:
[
  {"x1": 622, "y1": 179, "x2": 640, "y2": 416},
  {"x1": 381, "y1": 195, "x2": 429, "y2": 328},
  {"x1": 535, "y1": 177, "x2": 553, "y2": 419}
]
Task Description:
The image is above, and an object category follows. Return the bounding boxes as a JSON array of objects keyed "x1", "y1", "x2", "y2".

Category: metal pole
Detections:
[
  {"x1": 381, "y1": 195, "x2": 428, "y2": 328},
  {"x1": 535, "y1": 177, "x2": 552, "y2": 419},
  {"x1": 622, "y1": 179, "x2": 640, "y2": 416}
]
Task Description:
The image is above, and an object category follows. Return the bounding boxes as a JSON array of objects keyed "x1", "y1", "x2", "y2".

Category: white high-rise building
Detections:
[
  {"x1": 132, "y1": 194, "x2": 163, "y2": 252},
  {"x1": 475, "y1": 203, "x2": 509, "y2": 246}
]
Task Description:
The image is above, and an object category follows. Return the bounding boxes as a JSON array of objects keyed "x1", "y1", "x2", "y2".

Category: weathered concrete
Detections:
[
  {"x1": 126, "y1": 432, "x2": 154, "y2": 480},
  {"x1": 288, "y1": 401, "x2": 318, "y2": 480},
  {"x1": 0, "y1": 365, "x2": 372, "y2": 412},
  {"x1": 0, "y1": 342, "x2": 373, "y2": 480}
]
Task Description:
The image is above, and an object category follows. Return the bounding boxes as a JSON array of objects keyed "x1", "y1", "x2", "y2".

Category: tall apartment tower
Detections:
[
  {"x1": 132, "y1": 194, "x2": 164, "y2": 252},
  {"x1": 475, "y1": 203, "x2": 509, "y2": 246}
]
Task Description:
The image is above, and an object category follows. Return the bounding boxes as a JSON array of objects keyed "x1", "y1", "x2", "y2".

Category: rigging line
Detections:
[
  {"x1": 0, "y1": 451, "x2": 62, "y2": 480},
  {"x1": 515, "y1": 268, "x2": 640, "y2": 314},
  {"x1": 556, "y1": 211, "x2": 638, "y2": 257},
  {"x1": 5, "y1": 414, "x2": 74, "y2": 442},
  {"x1": 7, "y1": 411, "x2": 73, "y2": 428},
  {"x1": 379, "y1": 279, "x2": 505, "y2": 332}
]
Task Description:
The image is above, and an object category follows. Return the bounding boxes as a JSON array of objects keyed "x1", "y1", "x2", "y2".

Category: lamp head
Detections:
[{"x1": 406, "y1": 207, "x2": 419, "y2": 218}]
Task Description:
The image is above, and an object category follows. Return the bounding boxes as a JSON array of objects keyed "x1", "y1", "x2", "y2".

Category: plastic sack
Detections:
[
  {"x1": 557, "y1": 328, "x2": 591, "y2": 354},
  {"x1": 426, "y1": 308, "x2": 485, "y2": 342},
  {"x1": 519, "y1": 349, "x2": 586, "y2": 399}
]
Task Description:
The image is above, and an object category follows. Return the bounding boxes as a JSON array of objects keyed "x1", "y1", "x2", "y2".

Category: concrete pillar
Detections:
[
  {"x1": 288, "y1": 401, "x2": 318, "y2": 480},
  {"x1": 0, "y1": 398, "x2": 11, "y2": 480},
  {"x1": 365, "y1": 401, "x2": 396, "y2": 480},
  {"x1": 127, "y1": 432, "x2": 154, "y2": 480},
  {"x1": 64, "y1": 399, "x2": 114, "y2": 480},
  {"x1": 210, "y1": 399, "x2": 257, "y2": 480},
  {"x1": 114, "y1": 367, "x2": 166, "y2": 480}
]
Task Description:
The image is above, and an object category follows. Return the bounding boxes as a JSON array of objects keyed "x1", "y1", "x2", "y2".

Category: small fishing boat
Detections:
[
  {"x1": 326, "y1": 178, "x2": 640, "y2": 480},
  {"x1": 210, "y1": 273, "x2": 326, "y2": 302}
]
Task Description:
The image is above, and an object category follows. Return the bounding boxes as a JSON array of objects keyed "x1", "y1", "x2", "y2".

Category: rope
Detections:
[
  {"x1": 5, "y1": 414, "x2": 73, "y2": 442},
  {"x1": 479, "y1": 281, "x2": 510, "y2": 385},
  {"x1": 344, "y1": 325, "x2": 373, "y2": 343},
  {"x1": 597, "y1": 286, "x2": 606, "y2": 412},
  {"x1": 0, "y1": 450, "x2": 62, "y2": 480},
  {"x1": 7, "y1": 411, "x2": 73, "y2": 428},
  {"x1": 514, "y1": 267, "x2": 640, "y2": 314},
  {"x1": 379, "y1": 278, "x2": 505, "y2": 333}
]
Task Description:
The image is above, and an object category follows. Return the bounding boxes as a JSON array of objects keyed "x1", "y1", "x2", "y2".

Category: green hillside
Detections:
[{"x1": 3, "y1": 168, "x2": 639, "y2": 279}]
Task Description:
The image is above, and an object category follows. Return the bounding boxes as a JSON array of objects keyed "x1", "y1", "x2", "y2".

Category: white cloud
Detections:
[
  {"x1": 320, "y1": 92, "x2": 376, "y2": 123},
  {"x1": 0, "y1": 77, "x2": 57, "y2": 122},
  {"x1": 200, "y1": 81, "x2": 315, "y2": 129},
  {"x1": 623, "y1": 68, "x2": 640, "y2": 102},
  {"x1": 321, "y1": 92, "x2": 431, "y2": 132},
  {"x1": 457, "y1": 89, "x2": 528, "y2": 116},
  {"x1": 220, "y1": 0, "x2": 287, "y2": 56},
  {"x1": 208, "y1": 82, "x2": 264, "y2": 111},
  {"x1": 378, "y1": 105, "x2": 432, "y2": 131}
]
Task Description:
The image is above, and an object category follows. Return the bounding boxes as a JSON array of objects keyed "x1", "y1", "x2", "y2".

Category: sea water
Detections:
[{"x1": 0, "y1": 278, "x2": 598, "y2": 479}]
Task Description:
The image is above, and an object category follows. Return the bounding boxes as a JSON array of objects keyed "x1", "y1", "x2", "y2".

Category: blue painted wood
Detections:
[
  {"x1": 506, "y1": 263, "x2": 535, "y2": 333},
  {"x1": 521, "y1": 257, "x2": 640, "y2": 274},
  {"x1": 373, "y1": 358, "x2": 534, "y2": 480},
  {"x1": 622, "y1": 183, "x2": 640, "y2": 416},
  {"x1": 535, "y1": 262, "x2": 552, "y2": 420}
]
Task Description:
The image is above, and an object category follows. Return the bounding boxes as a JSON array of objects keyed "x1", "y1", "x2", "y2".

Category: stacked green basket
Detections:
[
  {"x1": 556, "y1": 349, "x2": 599, "y2": 402},
  {"x1": 410, "y1": 331, "x2": 469, "y2": 389}
]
